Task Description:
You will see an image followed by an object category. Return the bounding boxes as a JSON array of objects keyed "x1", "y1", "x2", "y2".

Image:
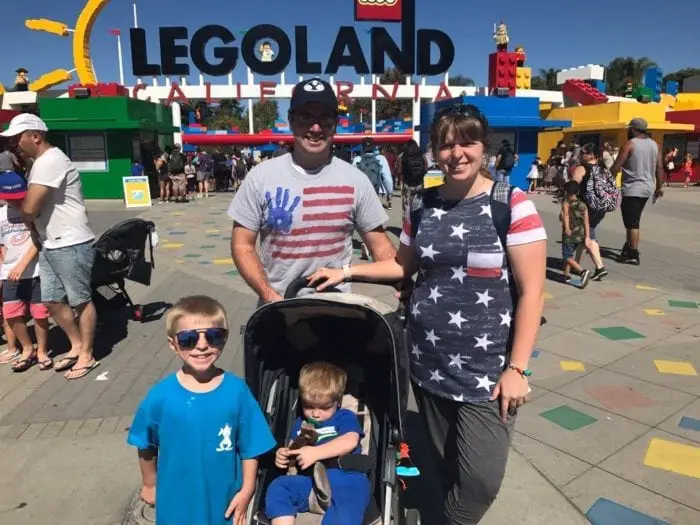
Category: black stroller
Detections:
[
  {"x1": 245, "y1": 278, "x2": 421, "y2": 525},
  {"x1": 91, "y1": 218, "x2": 156, "y2": 321}
]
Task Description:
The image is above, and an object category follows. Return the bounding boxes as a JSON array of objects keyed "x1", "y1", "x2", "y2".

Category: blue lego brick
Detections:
[
  {"x1": 586, "y1": 498, "x2": 670, "y2": 525},
  {"x1": 643, "y1": 67, "x2": 663, "y2": 102},
  {"x1": 665, "y1": 80, "x2": 679, "y2": 96},
  {"x1": 587, "y1": 80, "x2": 606, "y2": 93}
]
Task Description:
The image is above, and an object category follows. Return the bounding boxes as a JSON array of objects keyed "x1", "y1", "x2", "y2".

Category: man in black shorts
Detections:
[{"x1": 609, "y1": 118, "x2": 664, "y2": 265}]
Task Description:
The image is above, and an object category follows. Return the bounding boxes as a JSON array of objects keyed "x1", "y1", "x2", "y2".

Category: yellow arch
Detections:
[{"x1": 73, "y1": 0, "x2": 111, "y2": 85}]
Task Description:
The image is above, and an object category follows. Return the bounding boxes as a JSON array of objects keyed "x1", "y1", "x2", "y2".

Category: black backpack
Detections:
[
  {"x1": 501, "y1": 149, "x2": 515, "y2": 170},
  {"x1": 402, "y1": 154, "x2": 426, "y2": 187},
  {"x1": 168, "y1": 153, "x2": 184, "y2": 173},
  {"x1": 357, "y1": 153, "x2": 383, "y2": 193}
]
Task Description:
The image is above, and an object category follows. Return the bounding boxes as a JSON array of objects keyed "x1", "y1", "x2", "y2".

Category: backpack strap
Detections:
[{"x1": 489, "y1": 182, "x2": 514, "y2": 250}]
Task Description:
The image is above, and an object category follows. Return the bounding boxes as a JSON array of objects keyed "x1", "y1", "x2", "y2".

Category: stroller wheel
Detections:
[
  {"x1": 132, "y1": 306, "x2": 144, "y2": 322},
  {"x1": 403, "y1": 508, "x2": 421, "y2": 525}
]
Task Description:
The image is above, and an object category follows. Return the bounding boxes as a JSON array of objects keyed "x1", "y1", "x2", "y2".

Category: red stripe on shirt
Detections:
[
  {"x1": 302, "y1": 198, "x2": 354, "y2": 207},
  {"x1": 271, "y1": 236, "x2": 345, "y2": 248},
  {"x1": 271, "y1": 245, "x2": 345, "y2": 260},
  {"x1": 303, "y1": 186, "x2": 355, "y2": 195},
  {"x1": 289, "y1": 225, "x2": 348, "y2": 236},
  {"x1": 510, "y1": 213, "x2": 544, "y2": 235},
  {"x1": 466, "y1": 267, "x2": 502, "y2": 278},
  {"x1": 302, "y1": 212, "x2": 351, "y2": 222}
]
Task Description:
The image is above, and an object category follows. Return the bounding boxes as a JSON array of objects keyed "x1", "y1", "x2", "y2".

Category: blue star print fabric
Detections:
[{"x1": 400, "y1": 188, "x2": 546, "y2": 402}]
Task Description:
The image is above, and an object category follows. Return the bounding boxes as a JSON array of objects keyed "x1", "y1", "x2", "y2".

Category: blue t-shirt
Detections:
[
  {"x1": 290, "y1": 408, "x2": 363, "y2": 455},
  {"x1": 131, "y1": 164, "x2": 144, "y2": 176},
  {"x1": 127, "y1": 372, "x2": 276, "y2": 525}
]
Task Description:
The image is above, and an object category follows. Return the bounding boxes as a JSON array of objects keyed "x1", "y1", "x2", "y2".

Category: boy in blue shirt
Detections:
[
  {"x1": 131, "y1": 160, "x2": 144, "y2": 177},
  {"x1": 127, "y1": 295, "x2": 276, "y2": 525},
  {"x1": 266, "y1": 362, "x2": 371, "y2": 525}
]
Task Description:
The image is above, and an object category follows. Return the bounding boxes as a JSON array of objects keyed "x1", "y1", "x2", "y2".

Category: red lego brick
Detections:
[
  {"x1": 562, "y1": 79, "x2": 609, "y2": 106},
  {"x1": 488, "y1": 52, "x2": 518, "y2": 96},
  {"x1": 68, "y1": 82, "x2": 129, "y2": 98}
]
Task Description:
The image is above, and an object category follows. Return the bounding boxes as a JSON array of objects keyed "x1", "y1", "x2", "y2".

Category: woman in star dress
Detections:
[{"x1": 308, "y1": 104, "x2": 547, "y2": 524}]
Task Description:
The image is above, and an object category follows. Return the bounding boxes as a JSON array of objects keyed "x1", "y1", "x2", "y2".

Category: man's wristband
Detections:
[{"x1": 342, "y1": 264, "x2": 352, "y2": 282}]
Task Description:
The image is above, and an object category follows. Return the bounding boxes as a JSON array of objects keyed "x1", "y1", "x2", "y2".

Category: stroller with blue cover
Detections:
[
  {"x1": 245, "y1": 278, "x2": 421, "y2": 525},
  {"x1": 91, "y1": 218, "x2": 156, "y2": 321}
]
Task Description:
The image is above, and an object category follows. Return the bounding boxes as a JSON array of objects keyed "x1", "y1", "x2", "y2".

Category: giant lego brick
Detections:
[
  {"x1": 516, "y1": 67, "x2": 531, "y2": 90},
  {"x1": 556, "y1": 65, "x2": 605, "y2": 85},
  {"x1": 562, "y1": 79, "x2": 609, "y2": 106},
  {"x1": 68, "y1": 82, "x2": 129, "y2": 98},
  {"x1": 588, "y1": 79, "x2": 606, "y2": 93},
  {"x1": 665, "y1": 80, "x2": 679, "y2": 96},
  {"x1": 643, "y1": 67, "x2": 663, "y2": 103},
  {"x1": 488, "y1": 52, "x2": 518, "y2": 96}
]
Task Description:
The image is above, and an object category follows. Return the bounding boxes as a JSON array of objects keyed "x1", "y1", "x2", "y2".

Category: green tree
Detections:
[
  {"x1": 663, "y1": 68, "x2": 700, "y2": 90},
  {"x1": 240, "y1": 99, "x2": 279, "y2": 133},
  {"x1": 531, "y1": 68, "x2": 560, "y2": 91},
  {"x1": 375, "y1": 67, "x2": 413, "y2": 121},
  {"x1": 204, "y1": 99, "x2": 246, "y2": 131},
  {"x1": 450, "y1": 74, "x2": 476, "y2": 87},
  {"x1": 605, "y1": 56, "x2": 657, "y2": 96}
]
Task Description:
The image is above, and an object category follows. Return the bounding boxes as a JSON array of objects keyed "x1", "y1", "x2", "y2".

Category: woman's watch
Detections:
[
  {"x1": 507, "y1": 363, "x2": 532, "y2": 378},
  {"x1": 342, "y1": 264, "x2": 352, "y2": 282}
]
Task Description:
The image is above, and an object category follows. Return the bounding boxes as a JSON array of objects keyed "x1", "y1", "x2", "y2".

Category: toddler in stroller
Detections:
[{"x1": 246, "y1": 279, "x2": 420, "y2": 525}]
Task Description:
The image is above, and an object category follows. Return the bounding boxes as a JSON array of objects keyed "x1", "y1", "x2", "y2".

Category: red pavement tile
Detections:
[{"x1": 585, "y1": 386, "x2": 655, "y2": 410}]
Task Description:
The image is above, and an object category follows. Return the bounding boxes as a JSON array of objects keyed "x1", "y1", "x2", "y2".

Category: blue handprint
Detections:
[{"x1": 264, "y1": 187, "x2": 301, "y2": 234}]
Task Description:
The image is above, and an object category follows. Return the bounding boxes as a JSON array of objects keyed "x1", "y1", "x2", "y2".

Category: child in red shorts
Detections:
[{"x1": 0, "y1": 172, "x2": 52, "y2": 372}]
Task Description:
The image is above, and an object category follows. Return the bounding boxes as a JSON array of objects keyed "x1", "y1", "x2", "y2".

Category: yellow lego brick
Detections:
[
  {"x1": 516, "y1": 67, "x2": 531, "y2": 90},
  {"x1": 560, "y1": 361, "x2": 586, "y2": 372},
  {"x1": 644, "y1": 438, "x2": 700, "y2": 479},
  {"x1": 654, "y1": 360, "x2": 697, "y2": 376}
]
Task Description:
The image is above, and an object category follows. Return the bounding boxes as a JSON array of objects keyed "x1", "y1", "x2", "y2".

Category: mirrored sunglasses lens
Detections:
[
  {"x1": 176, "y1": 331, "x2": 199, "y2": 349},
  {"x1": 205, "y1": 328, "x2": 227, "y2": 347}
]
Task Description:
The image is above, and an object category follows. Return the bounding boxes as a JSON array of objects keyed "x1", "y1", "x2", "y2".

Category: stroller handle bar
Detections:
[{"x1": 284, "y1": 275, "x2": 402, "y2": 300}]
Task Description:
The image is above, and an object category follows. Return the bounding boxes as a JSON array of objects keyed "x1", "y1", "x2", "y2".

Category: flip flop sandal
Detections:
[
  {"x1": 65, "y1": 361, "x2": 100, "y2": 380},
  {"x1": 0, "y1": 350, "x2": 20, "y2": 365},
  {"x1": 12, "y1": 356, "x2": 37, "y2": 373},
  {"x1": 54, "y1": 356, "x2": 79, "y2": 372},
  {"x1": 38, "y1": 359, "x2": 54, "y2": 371}
]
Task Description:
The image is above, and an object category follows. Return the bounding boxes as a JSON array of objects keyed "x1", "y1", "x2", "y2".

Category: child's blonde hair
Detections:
[
  {"x1": 299, "y1": 362, "x2": 347, "y2": 405},
  {"x1": 165, "y1": 295, "x2": 228, "y2": 337}
]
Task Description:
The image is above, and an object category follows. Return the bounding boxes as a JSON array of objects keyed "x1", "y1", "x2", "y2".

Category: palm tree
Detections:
[
  {"x1": 531, "y1": 68, "x2": 560, "y2": 91},
  {"x1": 605, "y1": 57, "x2": 657, "y2": 96}
]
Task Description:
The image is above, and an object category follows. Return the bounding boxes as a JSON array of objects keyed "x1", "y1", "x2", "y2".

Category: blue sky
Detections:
[{"x1": 3, "y1": 0, "x2": 698, "y2": 92}]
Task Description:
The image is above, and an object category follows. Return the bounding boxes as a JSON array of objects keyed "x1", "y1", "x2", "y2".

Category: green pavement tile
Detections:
[
  {"x1": 206, "y1": 234, "x2": 220, "y2": 238},
  {"x1": 184, "y1": 254, "x2": 201, "y2": 258},
  {"x1": 203, "y1": 221, "x2": 216, "y2": 224},
  {"x1": 540, "y1": 405, "x2": 597, "y2": 431},
  {"x1": 225, "y1": 270, "x2": 240, "y2": 277},
  {"x1": 592, "y1": 326, "x2": 645, "y2": 341},
  {"x1": 200, "y1": 245, "x2": 216, "y2": 249},
  {"x1": 668, "y1": 300, "x2": 698, "y2": 309},
  {"x1": 222, "y1": 236, "x2": 231, "y2": 241}
]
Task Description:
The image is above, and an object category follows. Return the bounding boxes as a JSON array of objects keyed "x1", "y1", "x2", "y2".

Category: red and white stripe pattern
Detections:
[
  {"x1": 466, "y1": 252, "x2": 503, "y2": 278},
  {"x1": 270, "y1": 185, "x2": 354, "y2": 260},
  {"x1": 507, "y1": 189, "x2": 547, "y2": 246}
]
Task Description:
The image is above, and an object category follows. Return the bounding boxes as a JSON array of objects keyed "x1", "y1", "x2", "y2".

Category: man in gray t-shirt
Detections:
[
  {"x1": 228, "y1": 78, "x2": 395, "y2": 304},
  {"x1": 610, "y1": 118, "x2": 664, "y2": 265}
]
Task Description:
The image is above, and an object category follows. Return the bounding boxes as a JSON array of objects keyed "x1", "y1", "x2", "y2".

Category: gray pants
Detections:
[{"x1": 413, "y1": 384, "x2": 515, "y2": 524}]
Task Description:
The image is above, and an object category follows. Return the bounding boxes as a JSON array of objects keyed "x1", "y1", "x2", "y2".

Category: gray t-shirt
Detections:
[
  {"x1": 622, "y1": 137, "x2": 658, "y2": 199},
  {"x1": 0, "y1": 150, "x2": 18, "y2": 172},
  {"x1": 227, "y1": 154, "x2": 388, "y2": 298}
]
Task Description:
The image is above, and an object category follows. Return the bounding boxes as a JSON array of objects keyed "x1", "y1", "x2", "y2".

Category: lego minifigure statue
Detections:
[
  {"x1": 514, "y1": 46, "x2": 526, "y2": 67},
  {"x1": 13, "y1": 68, "x2": 29, "y2": 92},
  {"x1": 259, "y1": 41, "x2": 275, "y2": 63},
  {"x1": 493, "y1": 22, "x2": 509, "y2": 51}
]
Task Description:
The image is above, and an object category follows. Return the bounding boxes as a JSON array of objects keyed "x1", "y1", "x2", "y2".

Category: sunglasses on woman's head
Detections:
[
  {"x1": 175, "y1": 328, "x2": 228, "y2": 350},
  {"x1": 436, "y1": 104, "x2": 487, "y2": 126}
]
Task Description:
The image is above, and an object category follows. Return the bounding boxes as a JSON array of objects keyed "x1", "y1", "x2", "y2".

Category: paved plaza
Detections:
[{"x1": 0, "y1": 187, "x2": 698, "y2": 524}]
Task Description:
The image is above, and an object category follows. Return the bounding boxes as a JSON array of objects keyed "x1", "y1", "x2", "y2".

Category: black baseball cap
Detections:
[{"x1": 290, "y1": 78, "x2": 338, "y2": 114}]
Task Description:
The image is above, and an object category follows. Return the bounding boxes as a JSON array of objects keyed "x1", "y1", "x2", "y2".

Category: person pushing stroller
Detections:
[{"x1": 265, "y1": 362, "x2": 371, "y2": 525}]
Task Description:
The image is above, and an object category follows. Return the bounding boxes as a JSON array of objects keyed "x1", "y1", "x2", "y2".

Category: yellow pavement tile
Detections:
[
  {"x1": 175, "y1": 259, "x2": 184, "y2": 264},
  {"x1": 654, "y1": 360, "x2": 697, "y2": 376},
  {"x1": 560, "y1": 360, "x2": 586, "y2": 372},
  {"x1": 644, "y1": 308, "x2": 666, "y2": 316},
  {"x1": 543, "y1": 292, "x2": 554, "y2": 301},
  {"x1": 212, "y1": 258, "x2": 234, "y2": 265},
  {"x1": 636, "y1": 284, "x2": 659, "y2": 291},
  {"x1": 206, "y1": 229, "x2": 221, "y2": 233},
  {"x1": 644, "y1": 438, "x2": 700, "y2": 479},
  {"x1": 162, "y1": 243, "x2": 184, "y2": 249},
  {"x1": 172, "y1": 212, "x2": 184, "y2": 216}
]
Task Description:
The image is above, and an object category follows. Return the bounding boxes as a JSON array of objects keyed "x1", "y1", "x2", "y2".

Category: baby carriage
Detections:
[
  {"x1": 91, "y1": 218, "x2": 156, "y2": 321},
  {"x1": 245, "y1": 278, "x2": 421, "y2": 525}
]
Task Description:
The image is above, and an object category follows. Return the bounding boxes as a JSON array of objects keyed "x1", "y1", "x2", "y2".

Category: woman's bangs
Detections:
[{"x1": 438, "y1": 115, "x2": 485, "y2": 146}]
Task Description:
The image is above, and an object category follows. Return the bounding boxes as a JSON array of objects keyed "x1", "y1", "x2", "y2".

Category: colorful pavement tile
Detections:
[
  {"x1": 643, "y1": 438, "x2": 700, "y2": 479},
  {"x1": 225, "y1": 270, "x2": 240, "y2": 277},
  {"x1": 599, "y1": 291, "x2": 624, "y2": 299},
  {"x1": 644, "y1": 308, "x2": 665, "y2": 316},
  {"x1": 213, "y1": 258, "x2": 234, "y2": 265},
  {"x1": 668, "y1": 300, "x2": 698, "y2": 309},
  {"x1": 531, "y1": 349, "x2": 541, "y2": 358},
  {"x1": 168, "y1": 231, "x2": 187, "y2": 235},
  {"x1": 540, "y1": 405, "x2": 597, "y2": 431},
  {"x1": 586, "y1": 386, "x2": 655, "y2": 410},
  {"x1": 560, "y1": 361, "x2": 586, "y2": 372},
  {"x1": 184, "y1": 254, "x2": 201, "y2": 258},
  {"x1": 636, "y1": 284, "x2": 660, "y2": 292},
  {"x1": 586, "y1": 498, "x2": 670, "y2": 525},
  {"x1": 653, "y1": 360, "x2": 697, "y2": 376},
  {"x1": 162, "y1": 243, "x2": 184, "y2": 249},
  {"x1": 543, "y1": 292, "x2": 554, "y2": 301},
  {"x1": 200, "y1": 245, "x2": 216, "y2": 249},
  {"x1": 678, "y1": 416, "x2": 700, "y2": 432},
  {"x1": 592, "y1": 326, "x2": 645, "y2": 341}
]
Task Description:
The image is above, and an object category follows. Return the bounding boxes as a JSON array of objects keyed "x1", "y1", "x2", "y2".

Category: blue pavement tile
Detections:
[
  {"x1": 586, "y1": 498, "x2": 670, "y2": 525},
  {"x1": 679, "y1": 416, "x2": 700, "y2": 432},
  {"x1": 532, "y1": 349, "x2": 540, "y2": 358}
]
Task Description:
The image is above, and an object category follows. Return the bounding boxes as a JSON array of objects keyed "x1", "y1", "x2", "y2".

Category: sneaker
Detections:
[
  {"x1": 617, "y1": 252, "x2": 640, "y2": 265},
  {"x1": 564, "y1": 276, "x2": 573, "y2": 285},
  {"x1": 312, "y1": 462, "x2": 331, "y2": 511},
  {"x1": 591, "y1": 267, "x2": 608, "y2": 281},
  {"x1": 579, "y1": 269, "x2": 591, "y2": 289}
]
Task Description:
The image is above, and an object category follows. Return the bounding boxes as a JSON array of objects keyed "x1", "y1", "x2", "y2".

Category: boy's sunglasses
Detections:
[{"x1": 175, "y1": 328, "x2": 228, "y2": 350}]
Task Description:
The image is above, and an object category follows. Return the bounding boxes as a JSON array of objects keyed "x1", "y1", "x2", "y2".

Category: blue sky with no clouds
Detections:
[{"x1": 2, "y1": 0, "x2": 698, "y2": 90}]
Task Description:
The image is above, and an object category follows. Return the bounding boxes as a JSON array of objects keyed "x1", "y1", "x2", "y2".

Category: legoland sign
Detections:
[{"x1": 130, "y1": 0, "x2": 454, "y2": 78}]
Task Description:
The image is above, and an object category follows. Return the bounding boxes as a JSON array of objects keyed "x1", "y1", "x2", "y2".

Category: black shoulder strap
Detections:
[
  {"x1": 408, "y1": 187, "x2": 439, "y2": 239},
  {"x1": 490, "y1": 182, "x2": 514, "y2": 250}
]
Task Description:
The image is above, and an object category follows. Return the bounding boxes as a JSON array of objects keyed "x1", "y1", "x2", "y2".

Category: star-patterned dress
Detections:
[{"x1": 400, "y1": 187, "x2": 547, "y2": 402}]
